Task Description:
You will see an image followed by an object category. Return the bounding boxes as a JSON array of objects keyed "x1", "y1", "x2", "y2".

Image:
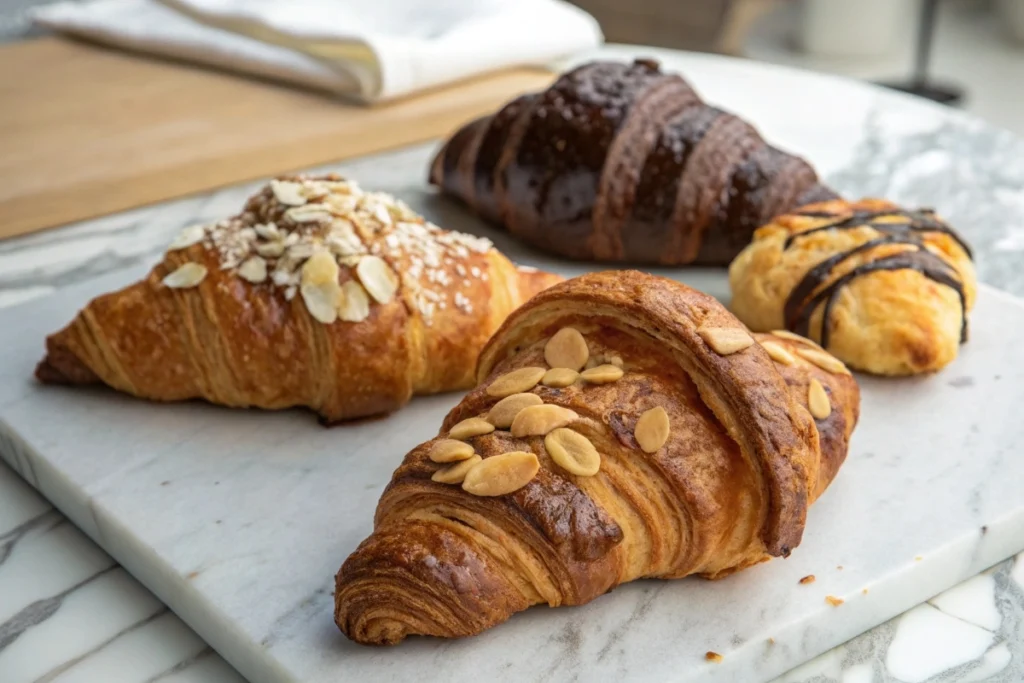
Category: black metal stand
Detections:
[{"x1": 876, "y1": 0, "x2": 965, "y2": 105}]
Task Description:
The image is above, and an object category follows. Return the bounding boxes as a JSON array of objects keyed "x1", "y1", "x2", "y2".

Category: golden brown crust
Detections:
[
  {"x1": 335, "y1": 271, "x2": 859, "y2": 644},
  {"x1": 729, "y1": 198, "x2": 976, "y2": 375},
  {"x1": 36, "y1": 179, "x2": 561, "y2": 423}
]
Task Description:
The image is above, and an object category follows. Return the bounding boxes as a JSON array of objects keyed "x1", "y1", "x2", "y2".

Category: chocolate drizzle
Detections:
[{"x1": 783, "y1": 209, "x2": 973, "y2": 349}]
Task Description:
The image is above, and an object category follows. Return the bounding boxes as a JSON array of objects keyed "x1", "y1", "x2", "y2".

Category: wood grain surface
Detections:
[{"x1": 0, "y1": 37, "x2": 554, "y2": 239}]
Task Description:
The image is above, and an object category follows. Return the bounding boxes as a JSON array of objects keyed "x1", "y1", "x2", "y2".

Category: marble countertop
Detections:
[{"x1": 4, "y1": 43, "x2": 1024, "y2": 683}]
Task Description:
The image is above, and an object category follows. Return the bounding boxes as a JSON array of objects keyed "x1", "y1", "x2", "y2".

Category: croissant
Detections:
[
  {"x1": 429, "y1": 58, "x2": 837, "y2": 265},
  {"x1": 334, "y1": 270, "x2": 859, "y2": 644},
  {"x1": 36, "y1": 175, "x2": 561, "y2": 423},
  {"x1": 729, "y1": 198, "x2": 976, "y2": 375}
]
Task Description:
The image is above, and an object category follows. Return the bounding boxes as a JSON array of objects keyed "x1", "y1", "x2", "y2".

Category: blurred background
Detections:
[{"x1": 9, "y1": 0, "x2": 1019, "y2": 133}]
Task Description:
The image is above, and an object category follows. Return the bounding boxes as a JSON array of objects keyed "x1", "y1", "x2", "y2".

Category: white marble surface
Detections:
[{"x1": 4, "y1": 47, "x2": 1024, "y2": 682}]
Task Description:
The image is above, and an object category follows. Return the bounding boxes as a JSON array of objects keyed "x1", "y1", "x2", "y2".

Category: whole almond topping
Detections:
[
  {"x1": 462, "y1": 451, "x2": 540, "y2": 496},
  {"x1": 162, "y1": 262, "x2": 207, "y2": 289},
  {"x1": 634, "y1": 406, "x2": 670, "y2": 453},
  {"x1": 698, "y1": 326, "x2": 754, "y2": 355},
  {"x1": 356, "y1": 255, "x2": 399, "y2": 304},
  {"x1": 168, "y1": 225, "x2": 205, "y2": 251},
  {"x1": 237, "y1": 256, "x2": 268, "y2": 284},
  {"x1": 542, "y1": 368, "x2": 579, "y2": 388},
  {"x1": 486, "y1": 367, "x2": 546, "y2": 398},
  {"x1": 797, "y1": 348, "x2": 850, "y2": 375},
  {"x1": 487, "y1": 393, "x2": 544, "y2": 428},
  {"x1": 580, "y1": 364, "x2": 624, "y2": 384},
  {"x1": 428, "y1": 439, "x2": 476, "y2": 463},
  {"x1": 545, "y1": 428, "x2": 600, "y2": 476},
  {"x1": 510, "y1": 404, "x2": 578, "y2": 437},
  {"x1": 337, "y1": 280, "x2": 370, "y2": 322},
  {"x1": 808, "y1": 378, "x2": 832, "y2": 419},
  {"x1": 544, "y1": 327, "x2": 589, "y2": 371},
  {"x1": 431, "y1": 454, "x2": 482, "y2": 485},
  {"x1": 449, "y1": 417, "x2": 496, "y2": 441},
  {"x1": 761, "y1": 340, "x2": 796, "y2": 366}
]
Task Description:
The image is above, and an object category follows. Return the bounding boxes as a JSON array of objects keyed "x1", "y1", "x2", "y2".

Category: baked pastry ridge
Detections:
[
  {"x1": 335, "y1": 270, "x2": 859, "y2": 644},
  {"x1": 430, "y1": 59, "x2": 836, "y2": 266},
  {"x1": 36, "y1": 175, "x2": 561, "y2": 422},
  {"x1": 729, "y1": 199, "x2": 976, "y2": 375}
]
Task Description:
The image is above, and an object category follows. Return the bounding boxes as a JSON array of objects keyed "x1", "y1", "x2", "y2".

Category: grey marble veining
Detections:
[{"x1": 2, "y1": 47, "x2": 1024, "y2": 683}]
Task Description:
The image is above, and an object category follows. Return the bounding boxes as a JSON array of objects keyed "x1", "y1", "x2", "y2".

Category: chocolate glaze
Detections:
[{"x1": 783, "y1": 209, "x2": 973, "y2": 348}]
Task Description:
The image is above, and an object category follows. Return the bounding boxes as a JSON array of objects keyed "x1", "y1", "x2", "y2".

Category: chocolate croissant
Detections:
[
  {"x1": 430, "y1": 59, "x2": 837, "y2": 265},
  {"x1": 729, "y1": 198, "x2": 976, "y2": 375},
  {"x1": 36, "y1": 175, "x2": 561, "y2": 423},
  {"x1": 334, "y1": 270, "x2": 859, "y2": 644}
]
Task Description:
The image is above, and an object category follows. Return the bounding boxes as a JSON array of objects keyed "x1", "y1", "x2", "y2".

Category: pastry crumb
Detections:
[
  {"x1": 915, "y1": 555, "x2": 923, "y2": 561},
  {"x1": 862, "y1": 588, "x2": 869, "y2": 595},
  {"x1": 767, "y1": 637, "x2": 776, "y2": 645},
  {"x1": 705, "y1": 651, "x2": 723, "y2": 662},
  {"x1": 799, "y1": 575, "x2": 816, "y2": 584},
  {"x1": 836, "y1": 565, "x2": 843, "y2": 570},
  {"x1": 825, "y1": 595, "x2": 844, "y2": 606}
]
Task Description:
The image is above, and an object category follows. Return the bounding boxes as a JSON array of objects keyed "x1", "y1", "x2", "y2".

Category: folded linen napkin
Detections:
[{"x1": 34, "y1": 0, "x2": 603, "y2": 102}]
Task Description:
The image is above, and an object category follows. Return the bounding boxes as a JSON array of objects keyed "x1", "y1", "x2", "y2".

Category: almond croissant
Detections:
[
  {"x1": 335, "y1": 270, "x2": 859, "y2": 644},
  {"x1": 36, "y1": 175, "x2": 560, "y2": 423}
]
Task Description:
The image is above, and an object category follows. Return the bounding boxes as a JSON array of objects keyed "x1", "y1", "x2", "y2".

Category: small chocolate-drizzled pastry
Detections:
[
  {"x1": 729, "y1": 198, "x2": 977, "y2": 375},
  {"x1": 430, "y1": 59, "x2": 837, "y2": 265}
]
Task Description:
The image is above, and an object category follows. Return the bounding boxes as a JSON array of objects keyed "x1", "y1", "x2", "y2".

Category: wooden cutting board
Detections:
[{"x1": 0, "y1": 37, "x2": 553, "y2": 239}]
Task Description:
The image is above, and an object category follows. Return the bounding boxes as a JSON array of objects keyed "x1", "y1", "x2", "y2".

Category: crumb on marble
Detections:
[
  {"x1": 705, "y1": 651, "x2": 723, "y2": 663},
  {"x1": 826, "y1": 595, "x2": 844, "y2": 607},
  {"x1": 915, "y1": 555, "x2": 923, "y2": 561},
  {"x1": 982, "y1": 525, "x2": 988, "y2": 535},
  {"x1": 161, "y1": 480, "x2": 170, "y2": 486},
  {"x1": 862, "y1": 588, "x2": 869, "y2": 594},
  {"x1": 767, "y1": 637, "x2": 776, "y2": 645},
  {"x1": 799, "y1": 575, "x2": 816, "y2": 584},
  {"x1": 186, "y1": 571, "x2": 200, "y2": 580},
  {"x1": 836, "y1": 565, "x2": 843, "y2": 570}
]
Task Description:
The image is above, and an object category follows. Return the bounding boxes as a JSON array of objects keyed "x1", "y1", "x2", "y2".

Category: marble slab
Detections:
[
  {"x1": 5, "y1": 47, "x2": 1024, "y2": 683},
  {"x1": 1, "y1": 252, "x2": 1024, "y2": 683}
]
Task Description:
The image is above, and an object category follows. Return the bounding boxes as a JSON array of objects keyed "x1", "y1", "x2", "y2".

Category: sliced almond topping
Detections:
[
  {"x1": 545, "y1": 428, "x2": 600, "y2": 476},
  {"x1": 356, "y1": 255, "x2": 399, "y2": 304},
  {"x1": 337, "y1": 280, "x2": 370, "y2": 322},
  {"x1": 449, "y1": 417, "x2": 496, "y2": 441},
  {"x1": 542, "y1": 367, "x2": 579, "y2": 388},
  {"x1": 771, "y1": 329, "x2": 824, "y2": 350},
  {"x1": 300, "y1": 282, "x2": 341, "y2": 324},
  {"x1": 431, "y1": 454, "x2": 482, "y2": 485},
  {"x1": 808, "y1": 378, "x2": 832, "y2": 419},
  {"x1": 162, "y1": 262, "x2": 207, "y2": 289},
  {"x1": 487, "y1": 393, "x2": 544, "y2": 429},
  {"x1": 428, "y1": 439, "x2": 476, "y2": 463},
  {"x1": 254, "y1": 223, "x2": 281, "y2": 240},
  {"x1": 634, "y1": 406, "x2": 670, "y2": 453},
  {"x1": 510, "y1": 404, "x2": 578, "y2": 438},
  {"x1": 580, "y1": 364, "x2": 624, "y2": 384},
  {"x1": 486, "y1": 367, "x2": 546, "y2": 398},
  {"x1": 698, "y1": 326, "x2": 754, "y2": 355},
  {"x1": 237, "y1": 256, "x2": 268, "y2": 284},
  {"x1": 167, "y1": 225, "x2": 205, "y2": 251},
  {"x1": 462, "y1": 451, "x2": 539, "y2": 496},
  {"x1": 797, "y1": 348, "x2": 850, "y2": 375},
  {"x1": 544, "y1": 327, "x2": 589, "y2": 371},
  {"x1": 286, "y1": 205, "x2": 332, "y2": 223},
  {"x1": 301, "y1": 249, "x2": 340, "y2": 287},
  {"x1": 761, "y1": 340, "x2": 796, "y2": 366},
  {"x1": 256, "y1": 241, "x2": 286, "y2": 258},
  {"x1": 270, "y1": 179, "x2": 308, "y2": 207},
  {"x1": 606, "y1": 354, "x2": 624, "y2": 368}
]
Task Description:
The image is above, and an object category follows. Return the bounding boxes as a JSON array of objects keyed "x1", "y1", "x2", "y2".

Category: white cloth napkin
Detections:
[{"x1": 34, "y1": 0, "x2": 603, "y2": 102}]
